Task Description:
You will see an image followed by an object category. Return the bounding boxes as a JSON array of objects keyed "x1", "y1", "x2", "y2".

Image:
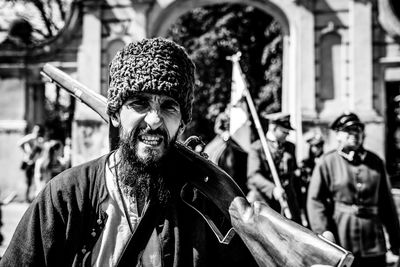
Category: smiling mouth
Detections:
[{"x1": 139, "y1": 134, "x2": 164, "y2": 146}]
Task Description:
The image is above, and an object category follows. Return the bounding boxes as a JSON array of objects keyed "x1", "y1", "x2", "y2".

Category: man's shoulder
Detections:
[
  {"x1": 319, "y1": 149, "x2": 340, "y2": 162},
  {"x1": 49, "y1": 153, "x2": 110, "y2": 192},
  {"x1": 250, "y1": 140, "x2": 262, "y2": 150},
  {"x1": 364, "y1": 149, "x2": 384, "y2": 164},
  {"x1": 59, "y1": 154, "x2": 109, "y2": 175}
]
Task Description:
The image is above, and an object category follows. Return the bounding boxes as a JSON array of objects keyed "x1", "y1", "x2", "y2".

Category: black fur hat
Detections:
[{"x1": 107, "y1": 37, "x2": 195, "y2": 124}]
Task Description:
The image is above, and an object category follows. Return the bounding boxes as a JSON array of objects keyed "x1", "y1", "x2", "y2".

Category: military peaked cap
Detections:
[
  {"x1": 330, "y1": 112, "x2": 364, "y2": 131},
  {"x1": 263, "y1": 112, "x2": 295, "y2": 131}
]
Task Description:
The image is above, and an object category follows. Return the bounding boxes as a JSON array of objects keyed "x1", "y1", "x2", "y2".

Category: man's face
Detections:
[
  {"x1": 112, "y1": 92, "x2": 183, "y2": 164},
  {"x1": 310, "y1": 143, "x2": 324, "y2": 157},
  {"x1": 336, "y1": 126, "x2": 364, "y2": 150},
  {"x1": 272, "y1": 125, "x2": 290, "y2": 143}
]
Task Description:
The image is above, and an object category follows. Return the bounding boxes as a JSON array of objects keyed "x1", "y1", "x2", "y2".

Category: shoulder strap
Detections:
[{"x1": 116, "y1": 198, "x2": 161, "y2": 267}]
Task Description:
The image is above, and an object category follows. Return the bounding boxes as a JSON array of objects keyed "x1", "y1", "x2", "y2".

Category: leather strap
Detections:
[
  {"x1": 116, "y1": 198, "x2": 161, "y2": 267},
  {"x1": 334, "y1": 202, "x2": 378, "y2": 216}
]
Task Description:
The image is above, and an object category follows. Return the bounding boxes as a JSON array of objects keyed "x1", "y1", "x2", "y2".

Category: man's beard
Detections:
[{"x1": 117, "y1": 125, "x2": 178, "y2": 207}]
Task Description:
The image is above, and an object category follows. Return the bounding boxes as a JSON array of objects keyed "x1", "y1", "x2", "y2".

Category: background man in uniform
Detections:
[
  {"x1": 246, "y1": 112, "x2": 302, "y2": 224},
  {"x1": 1, "y1": 38, "x2": 256, "y2": 266},
  {"x1": 307, "y1": 112, "x2": 400, "y2": 267}
]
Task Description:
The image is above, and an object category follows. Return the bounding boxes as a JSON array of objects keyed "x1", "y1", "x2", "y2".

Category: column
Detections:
[
  {"x1": 349, "y1": 0, "x2": 377, "y2": 118},
  {"x1": 349, "y1": 0, "x2": 383, "y2": 157},
  {"x1": 72, "y1": 1, "x2": 108, "y2": 166}
]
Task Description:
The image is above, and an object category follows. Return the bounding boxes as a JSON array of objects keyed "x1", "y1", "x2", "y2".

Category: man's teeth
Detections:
[{"x1": 140, "y1": 135, "x2": 163, "y2": 145}]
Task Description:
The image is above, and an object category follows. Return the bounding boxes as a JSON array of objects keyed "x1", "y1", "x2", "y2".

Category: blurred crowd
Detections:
[
  {"x1": 17, "y1": 124, "x2": 71, "y2": 203},
  {"x1": 204, "y1": 110, "x2": 400, "y2": 267}
]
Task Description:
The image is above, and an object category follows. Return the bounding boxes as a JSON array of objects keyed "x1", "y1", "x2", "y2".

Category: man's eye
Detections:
[
  {"x1": 161, "y1": 102, "x2": 179, "y2": 112},
  {"x1": 164, "y1": 105, "x2": 178, "y2": 111},
  {"x1": 127, "y1": 100, "x2": 149, "y2": 111}
]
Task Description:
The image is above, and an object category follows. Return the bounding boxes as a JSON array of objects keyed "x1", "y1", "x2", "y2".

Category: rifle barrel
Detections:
[{"x1": 41, "y1": 63, "x2": 108, "y2": 122}]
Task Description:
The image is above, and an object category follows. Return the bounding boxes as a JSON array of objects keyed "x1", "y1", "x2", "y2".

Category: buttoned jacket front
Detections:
[{"x1": 307, "y1": 150, "x2": 400, "y2": 257}]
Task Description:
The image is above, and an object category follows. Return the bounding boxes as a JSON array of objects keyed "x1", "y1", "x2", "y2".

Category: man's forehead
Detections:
[{"x1": 126, "y1": 92, "x2": 179, "y2": 105}]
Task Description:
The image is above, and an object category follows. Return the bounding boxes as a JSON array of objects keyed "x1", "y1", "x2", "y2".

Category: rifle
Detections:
[{"x1": 41, "y1": 63, "x2": 354, "y2": 267}]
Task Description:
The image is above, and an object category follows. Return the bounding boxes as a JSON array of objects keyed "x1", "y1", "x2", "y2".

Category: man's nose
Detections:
[{"x1": 144, "y1": 110, "x2": 162, "y2": 130}]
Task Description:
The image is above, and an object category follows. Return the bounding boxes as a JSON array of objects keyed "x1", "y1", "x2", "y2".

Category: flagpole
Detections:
[{"x1": 227, "y1": 53, "x2": 292, "y2": 220}]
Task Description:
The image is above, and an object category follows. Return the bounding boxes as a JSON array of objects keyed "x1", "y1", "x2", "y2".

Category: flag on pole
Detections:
[{"x1": 228, "y1": 52, "x2": 252, "y2": 153}]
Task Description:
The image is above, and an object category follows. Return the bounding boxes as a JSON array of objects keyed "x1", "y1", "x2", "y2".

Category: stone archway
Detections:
[
  {"x1": 146, "y1": 0, "x2": 316, "y2": 158},
  {"x1": 148, "y1": 0, "x2": 290, "y2": 37}
]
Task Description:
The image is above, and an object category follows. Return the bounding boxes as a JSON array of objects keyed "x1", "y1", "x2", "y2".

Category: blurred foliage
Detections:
[
  {"x1": 0, "y1": 0, "x2": 72, "y2": 42},
  {"x1": 0, "y1": 0, "x2": 74, "y2": 139},
  {"x1": 166, "y1": 3, "x2": 283, "y2": 142}
]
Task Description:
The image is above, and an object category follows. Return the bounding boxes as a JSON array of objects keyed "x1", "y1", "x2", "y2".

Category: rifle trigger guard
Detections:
[{"x1": 180, "y1": 183, "x2": 236, "y2": 245}]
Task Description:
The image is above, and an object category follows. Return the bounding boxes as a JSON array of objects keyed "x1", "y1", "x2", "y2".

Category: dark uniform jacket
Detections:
[
  {"x1": 307, "y1": 149, "x2": 400, "y2": 257},
  {"x1": 0, "y1": 153, "x2": 256, "y2": 267},
  {"x1": 247, "y1": 139, "x2": 302, "y2": 223}
]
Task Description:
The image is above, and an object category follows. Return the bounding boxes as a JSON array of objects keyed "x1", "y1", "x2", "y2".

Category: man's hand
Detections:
[
  {"x1": 272, "y1": 186, "x2": 285, "y2": 201},
  {"x1": 309, "y1": 232, "x2": 336, "y2": 267},
  {"x1": 321, "y1": 231, "x2": 336, "y2": 243}
]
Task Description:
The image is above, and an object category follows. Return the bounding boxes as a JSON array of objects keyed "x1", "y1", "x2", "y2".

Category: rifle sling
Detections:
[{"x1": 116, "y1": 198, "x2": 161, "y2": 267}]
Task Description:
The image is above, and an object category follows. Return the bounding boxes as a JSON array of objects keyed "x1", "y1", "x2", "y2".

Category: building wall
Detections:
[
  {"x1": 0, "y1": 78, "x2": 27, "y2": 200},
  {"x1": 305, "y1": 0, "x2": 400, "y2": 160},
  {"x1": 0, "y1": 2, "x2": 82, "y2": 200}
]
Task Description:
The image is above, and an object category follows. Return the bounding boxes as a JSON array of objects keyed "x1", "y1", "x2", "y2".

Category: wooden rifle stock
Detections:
[
  {"x1": 230, "y1": 198, "x2": 354, "y2": 267},
  {"x1": 40, "y1": 63, "x2": 354, "y2": 267}
]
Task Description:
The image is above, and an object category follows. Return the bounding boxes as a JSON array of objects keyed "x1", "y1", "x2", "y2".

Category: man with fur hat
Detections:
[
  {"x1": 246, "y1": 112, "x2": 302, "y2": 224},
  {"x1": 0, "y1": 38, "x2": 255, "y2": 266},
  {"x1": 307, "y1": 112, "x2": 400, "y2": 267}
]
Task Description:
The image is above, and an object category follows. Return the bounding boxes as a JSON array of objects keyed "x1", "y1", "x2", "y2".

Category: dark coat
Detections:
[
  {"x1": 0, "y1": 153, "x2": 256, "y2": 267},
  {"x1": 247, "y1": 139, "x2": 302, "y2": 223},
  {"x1": 204, "y1": 136, "x2": 248, "y2": 194},
  {"x1": 307, "y1": 149, "x2": 400, "y2": 257}
]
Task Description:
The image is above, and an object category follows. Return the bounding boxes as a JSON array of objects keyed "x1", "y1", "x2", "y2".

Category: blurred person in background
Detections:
[
  {"x1": 203, "y1": 110, "x2": 249, "y2": 193},
  {"x1": 247, "y1": 112, "x2": 302, "y2": 224},
  {"x1": 17, "y1": 124, "x2": 45, "y2": 202},
  {"x1": 296, "y1": 131, "x2": 325, "y2": 227},
  {"x1": 307, "y1": 112, "x2": 400, "y2": 267},
  {"x1": 34, "y1": 140, "x2": 66, "y2": 196},
  {"x1": 302, "y1": 131, "x2": 325, "y2": 175},
  {"x1": 61, "y1": 137, "x2": 72, "y2": 169}
]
